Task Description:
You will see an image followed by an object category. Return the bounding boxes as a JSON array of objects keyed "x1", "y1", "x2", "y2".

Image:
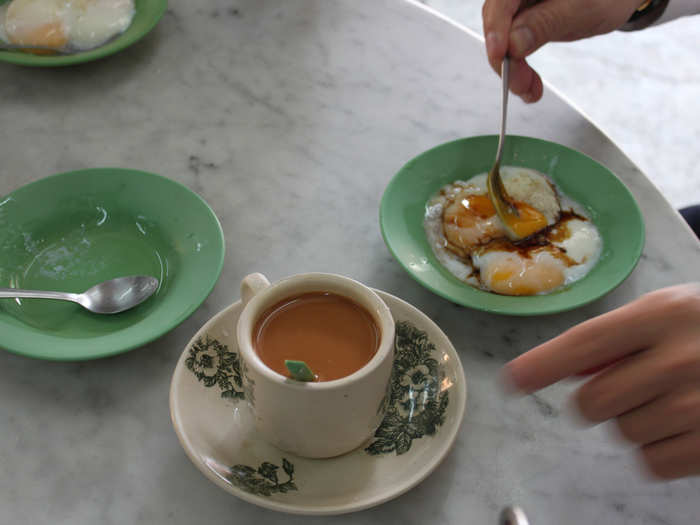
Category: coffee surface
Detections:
[{"x1": 253, "y1": 292, "x2": 380, "y2": 382}]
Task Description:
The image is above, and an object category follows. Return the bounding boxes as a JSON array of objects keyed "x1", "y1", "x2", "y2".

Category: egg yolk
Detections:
[
  {"x1": 458, "y1": 194, "x2": 549, "y2": 239},
  {"x1": 7, "y1": 21, "x2": 68, "y2": 50},
  {"x1": 442, "y1": 193, "x2": 504, "y2": 251},
  {"x1": 483, "y1": 255, "x2": 565, "y2": 296},
  {"x1": 442, "y1": 192, "x2": 551, "y2": 255},
  {"x1": 460, "y1": 194, "x2": 495, "y2": 217},
  {"x1": 504, "y1": 202, "x2": 549, "y2": 239}
]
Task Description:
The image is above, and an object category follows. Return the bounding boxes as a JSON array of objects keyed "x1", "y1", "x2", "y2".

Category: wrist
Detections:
[{"x1": 619, "y1": 0, "x2": 670, "y2": 31}]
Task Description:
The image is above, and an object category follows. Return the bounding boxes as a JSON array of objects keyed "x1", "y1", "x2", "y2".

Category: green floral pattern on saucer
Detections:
[{"x1": 229, "y1": 459, "x2": 298, "y2": 497}]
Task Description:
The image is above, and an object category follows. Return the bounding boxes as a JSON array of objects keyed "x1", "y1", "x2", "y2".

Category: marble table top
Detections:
[{"x1": 0, "y1": 1, "x2": 698, "y2": 524}]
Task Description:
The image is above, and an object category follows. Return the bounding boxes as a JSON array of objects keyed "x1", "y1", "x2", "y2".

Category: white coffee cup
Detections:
[{"x1": 236, "y1": 272, "x2": 395, "y2": 458}]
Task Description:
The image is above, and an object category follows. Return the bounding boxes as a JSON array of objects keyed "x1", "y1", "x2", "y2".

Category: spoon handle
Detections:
[
  {"x1": 499, "y1": 506, "x2": 530, "y2": 525},
  {"x1": 0, "y1": 288, "x2": 79, "y2": 303},
  {"x1": 494, "y1": 56, "x2": 510, "y2": 166}
]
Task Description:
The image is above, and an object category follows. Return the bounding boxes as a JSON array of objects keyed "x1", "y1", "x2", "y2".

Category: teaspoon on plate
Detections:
[{"x1": 0, "y1": 275, "x2": 159, "y2": 314}]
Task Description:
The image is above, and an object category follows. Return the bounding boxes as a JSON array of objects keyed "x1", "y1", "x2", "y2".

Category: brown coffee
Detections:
[{"x1": 253, "y1": 292, "x2": 380, "y2": 382}]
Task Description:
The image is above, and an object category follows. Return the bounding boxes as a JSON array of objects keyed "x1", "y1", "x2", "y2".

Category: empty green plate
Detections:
[
  {"x1": 380, "y1": 135, "x2": 645, "y2": 316},
  {"x1": 0, "y1": 0, "x2": 167, "y2": 67},
  {"x1": 0, "y1": 168, "x2": 225, "y2": 360}
]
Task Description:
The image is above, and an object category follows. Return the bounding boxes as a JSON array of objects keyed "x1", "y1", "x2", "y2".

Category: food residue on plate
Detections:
[
  {"x1": 424, "y1": 166, "x2": 602, "y2": 296},
  {"x1": 0, "y1": 0, "x2": 135, "y2": 53}
]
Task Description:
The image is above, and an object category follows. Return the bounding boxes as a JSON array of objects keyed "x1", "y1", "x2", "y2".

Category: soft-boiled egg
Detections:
[
  {"x1": 0, "y1": 0, "x2": 135, "y2": 52},
  {"x1": 473, "y1": 249, "x2": 566, "y2": 296},
  {"x1": 424, "y1": 167, "x2": 602, "y2": 296}
]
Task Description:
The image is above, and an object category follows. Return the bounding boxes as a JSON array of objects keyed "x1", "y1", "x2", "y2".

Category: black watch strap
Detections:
[{"x1": 620, "y1": 0, "x2": 671, "y2": 31}]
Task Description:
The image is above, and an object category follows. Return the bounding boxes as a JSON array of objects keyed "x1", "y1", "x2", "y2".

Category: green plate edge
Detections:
[
  {"x1": 0, "y1": 0, "x2": 167, "y2": 67},
  {"x1": 0, "y1": 167, "x2": 225, "y2": 360},
  {"x1": 379, "y1": 135, "x2": 645, "y2": 316}
]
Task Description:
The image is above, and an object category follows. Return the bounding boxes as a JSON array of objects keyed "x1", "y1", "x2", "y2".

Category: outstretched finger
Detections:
[
  {"x1": 641, "y1": 431, "x2": 700, "y2": 480},
  {"x1": 615, "y1": 385, "x2": 700, "y2": 445},
  {"x1": 503, "y1": 296, "x2": 668, "y2": 393}
]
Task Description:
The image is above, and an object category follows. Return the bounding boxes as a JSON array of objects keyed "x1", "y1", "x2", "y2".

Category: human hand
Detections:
[
  {"x1": 503, "y1": 283, "x2": 700, "y2": 479},
  {"x1": 482, "y1": 0, "x2": 642, "y2": 103}
]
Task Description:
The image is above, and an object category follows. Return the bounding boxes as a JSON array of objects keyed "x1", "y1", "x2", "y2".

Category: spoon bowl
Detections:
[{"x1": 0, "y1": 276, "x2": 159, "y2": 314}]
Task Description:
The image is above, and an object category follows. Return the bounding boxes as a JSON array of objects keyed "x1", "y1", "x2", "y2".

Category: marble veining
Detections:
[{"x1": 0, "y1": 1, "x2": 698, "y2": 524}]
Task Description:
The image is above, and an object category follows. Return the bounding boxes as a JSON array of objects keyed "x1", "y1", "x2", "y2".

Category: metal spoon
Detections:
[
  {"x1": 0, "y1": 276, "x2": 159, "y2": 314},
  {"x1": 486, "y1": 56, "x2": 523, "y2": 241},
  {"x1": 499, "y1": 506, "x2": 530, "y2": 525}
]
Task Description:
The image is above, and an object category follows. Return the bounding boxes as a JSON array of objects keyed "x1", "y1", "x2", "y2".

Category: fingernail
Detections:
[
  {"x1": 521, "y1": 91, "x2": 537, "y2": 104},
  {"x1": 564, "y1": 395, "x2": 594, "y2": 429},
  {"x1": 500, "y1": 364, "x2": 526, "y2": 397},
  {"x1": 606, "y1": 420, "x2": 635, "y2": 447},
  {"x1": 485, "y1": 31, "x2": 500, "y2": 63},
  {"x1": 510, "y1": 25, "x2": 535, "y2": 56}
]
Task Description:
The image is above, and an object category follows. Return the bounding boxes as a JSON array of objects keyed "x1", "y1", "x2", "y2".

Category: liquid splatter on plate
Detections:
[{"x1": 0, "y1": 168, "x2": 224, "y2": 360}]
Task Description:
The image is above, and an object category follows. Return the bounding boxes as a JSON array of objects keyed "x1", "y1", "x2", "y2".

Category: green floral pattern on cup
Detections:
[
  {"x1": 365, "y1": 321, "x2": 449, "y2": 456},
  {"x1": 185, "y1": 336, "x2": 245, "y2": 401}
]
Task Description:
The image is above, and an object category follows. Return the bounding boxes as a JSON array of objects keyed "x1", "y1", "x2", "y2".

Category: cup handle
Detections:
[{"x1": 241, "y1": 273, "x2": 271, "y2": 306}]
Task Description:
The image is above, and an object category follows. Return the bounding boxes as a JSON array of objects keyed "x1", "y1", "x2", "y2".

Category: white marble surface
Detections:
[
  {"x1": 0, "y1": 1, "x2": 699, "y2": 524},
  {"x1": 421, "y1": 0, "x2": 700, "y2": 210}
]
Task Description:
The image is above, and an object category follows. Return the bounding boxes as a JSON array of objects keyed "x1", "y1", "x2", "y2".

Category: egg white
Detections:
[
  {"x1": 66, "y1": 0, "x2": 135, "y2": 51},
  {"x1": 472, "y1": 249, "x2": 567, "y2": 296},
  {"x1": 552, "y1": 217, "x2": 602, "y2": 286}
]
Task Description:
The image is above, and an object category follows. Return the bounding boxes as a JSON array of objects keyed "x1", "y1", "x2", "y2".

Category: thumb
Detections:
[{"x1": 508, "y1": 0, "x2": 641, "y2": 58}]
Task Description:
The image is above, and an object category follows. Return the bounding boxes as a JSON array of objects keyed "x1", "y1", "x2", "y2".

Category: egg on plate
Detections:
[
  {"x1": 0, "y1": 0, "x2": 135, "y2": 52},
  {"x1": 424, "y1": 167, "x2": 602, "y2": 296}
]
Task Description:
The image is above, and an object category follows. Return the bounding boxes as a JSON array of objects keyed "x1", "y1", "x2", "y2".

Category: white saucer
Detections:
[{"x1": 169, "y1": 289, "x2": 467, "y2": 515}]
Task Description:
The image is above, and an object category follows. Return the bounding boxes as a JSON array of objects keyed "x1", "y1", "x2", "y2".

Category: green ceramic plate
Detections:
[
  {"x1": 0, "y1": 168, "x2": 225, "y2": 360},
  {"x1": 0, "y1": 0, "x2": 167, "y2": 67},
  {"x1": 380, "y1": 135, "x2": 645, "y2": 316}
]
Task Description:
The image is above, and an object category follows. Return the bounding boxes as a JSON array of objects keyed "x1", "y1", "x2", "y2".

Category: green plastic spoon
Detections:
[{"x1": 285, "y1": 360, "x2": 316, "y2": 382}]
